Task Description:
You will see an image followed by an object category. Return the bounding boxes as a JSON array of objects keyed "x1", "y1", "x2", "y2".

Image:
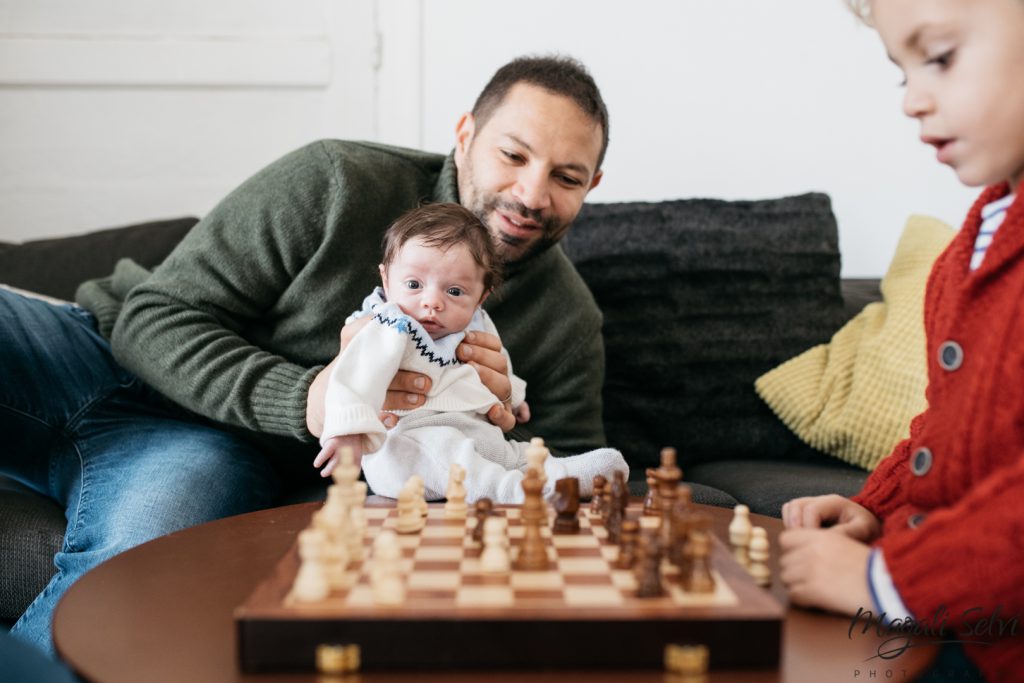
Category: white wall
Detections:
[{"x1": 0, "y1": 0, "x2": 977, "y2": 276}]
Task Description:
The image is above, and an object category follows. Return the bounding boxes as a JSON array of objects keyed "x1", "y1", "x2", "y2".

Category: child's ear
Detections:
[
  {"x1": 478, "y1": 288, "x2": 491, "y2": 305},
  {"x1": 378, "y1": 264, "x2": 389, "y2": 297}
]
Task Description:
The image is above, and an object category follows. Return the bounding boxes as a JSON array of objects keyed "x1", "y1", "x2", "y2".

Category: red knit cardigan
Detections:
[{"x1": 852, "y1": 181, "x2": 1024, "y2": 682}]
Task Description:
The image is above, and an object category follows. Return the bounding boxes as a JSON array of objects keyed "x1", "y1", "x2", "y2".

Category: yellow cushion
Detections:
[{"x1": 754, "y1": 215, "x2": 955, "y2": 470}]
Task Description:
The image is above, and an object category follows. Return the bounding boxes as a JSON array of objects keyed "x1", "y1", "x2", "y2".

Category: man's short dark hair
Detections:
[
  {"x1": 472, "y1": 55, "x2": 610, "y2": 171},
  {"x1": 381, "y1": 202, "x2": 502, "y2": 295}
]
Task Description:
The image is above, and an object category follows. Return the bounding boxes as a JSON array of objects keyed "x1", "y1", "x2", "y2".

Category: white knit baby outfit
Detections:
[{"x1": 321, "y1": 288, "x2": 627, "y2": 502}]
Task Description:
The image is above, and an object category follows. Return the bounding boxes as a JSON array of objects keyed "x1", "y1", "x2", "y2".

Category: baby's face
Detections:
[{"x1": 380, "y1": 237, "x2": 488, "y2": 340}]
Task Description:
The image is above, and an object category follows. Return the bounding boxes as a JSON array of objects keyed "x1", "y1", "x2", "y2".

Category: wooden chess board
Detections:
[{"x1": 235, "y1": 502, "x2": 783, "y2": 672}]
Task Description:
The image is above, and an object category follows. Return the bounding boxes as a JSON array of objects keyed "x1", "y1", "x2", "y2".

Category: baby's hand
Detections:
[
  {"x1": 782, "y1": 494, "x2": 881, "y2": 543},
  {"x1": 313, "y1": 435, "x2": 363, "y2": 478}
]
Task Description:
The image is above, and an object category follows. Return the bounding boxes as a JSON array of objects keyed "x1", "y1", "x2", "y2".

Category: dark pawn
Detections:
[
  {"x1": 685, "y1": 528, "x2": 716, "y2": 594},
  {"x1": 635, "y1": 530, "x2": 664, "y2": 598},
  {"x1": 642, "y1": 468, "x2": 659, "y2": 516},
  {"x1": 590, "y1": 475, "x2": 607, "y2": 517},
  {"x1": 471, "y1": 498, "x2": 494, "y2": 545},
  {"x1": 552, "y1": 477, "x2": 581, "y2": 534},
  {"x1": 615, "y1": 519, "x2": 640, "y2": 570},
  {"x1": 606, "y1": 471, "x2": 628, "y2": 543}
]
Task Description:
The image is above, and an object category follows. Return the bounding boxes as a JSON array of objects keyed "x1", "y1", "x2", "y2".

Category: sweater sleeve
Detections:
[
  {"x1": 876, "y1": 452, "x2": 1024, "y2": 634},
  {"x1": 851, "y1": 410, "x2": 927, "y2": 519},
  {"x1": 321, "y1": 315, "x2": 407, "y2": 453},
  {"x1": 108, "y1": 143, "x2": 331, "y2": 442}
]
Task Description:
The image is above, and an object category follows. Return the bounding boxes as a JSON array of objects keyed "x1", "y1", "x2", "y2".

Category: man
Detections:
[{"x1": 0, "y1": 55, "x2": 609, "y2": 656}]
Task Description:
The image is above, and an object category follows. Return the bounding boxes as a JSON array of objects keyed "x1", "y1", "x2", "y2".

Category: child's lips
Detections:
[{"x1": 922, "y1": 136, "x2": 955, "y2": 163}]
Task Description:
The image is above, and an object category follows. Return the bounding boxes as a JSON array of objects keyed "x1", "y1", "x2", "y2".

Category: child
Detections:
[
  {"x1": 313, "y1": 202, "x2": 627, "y2": 502},
  {"x1": 779, "y1": 1, "x2": 1024, "y2": 680}
]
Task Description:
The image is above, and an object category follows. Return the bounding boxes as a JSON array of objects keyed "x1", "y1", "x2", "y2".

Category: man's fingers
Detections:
[
  {"x1": 389, "y1": 370, "x2": 430, "y2": 394},
  {"x1": 382, "y1": 390, "x2": 424, "y2": 411},
  {"x1": 469, "y1": 361, "x2": 512, "y2": 400},
  {"x1": 464, "y1": 330, "x2": 502, "y2": 351},
  {"x1": 378, "y1": 412, "x2": 399, "y2": 429},
  {"x1": 487, "y1": 403, "x2": 516, "y2": 432},
  {"x1": 458, "y1": 342, "x2": 508, "y2": 376}
]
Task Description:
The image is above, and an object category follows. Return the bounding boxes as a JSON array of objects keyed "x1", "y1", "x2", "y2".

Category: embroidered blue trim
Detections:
[{"x1": 373, "y1": 311, "x2": 463, "y2": 368}]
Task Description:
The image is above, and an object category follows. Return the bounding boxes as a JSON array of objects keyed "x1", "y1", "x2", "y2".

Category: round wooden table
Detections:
[{"x1": 53, "y1": 501, "x2": 937, "y2": 682}]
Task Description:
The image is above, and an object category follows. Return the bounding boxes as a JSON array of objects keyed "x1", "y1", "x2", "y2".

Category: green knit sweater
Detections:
[{"x1": 76, "y1": 140, "x2": 606, "y2": 457}]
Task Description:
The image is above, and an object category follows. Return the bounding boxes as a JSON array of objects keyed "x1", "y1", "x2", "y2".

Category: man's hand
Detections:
[
  {"x1": 458, "y1": 330, "x2": 523, "y2": 433},
  {"x1": 306, "y1": 318, "x2": 432, "y2": 438},
  {"x1": 312, "y1": 434, "x2": 364, "y2": 478},
  {"x1": 779, "y1": 529, "x2": 873, "y2": 617},
  {"x1": 782, "y1": 494, "x2": 881, "y2": 543}
]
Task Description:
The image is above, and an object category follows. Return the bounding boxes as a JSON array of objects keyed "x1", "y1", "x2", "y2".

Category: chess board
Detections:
[{"x1": 235, "y1": 502, "x2": 783, "y2": 672}]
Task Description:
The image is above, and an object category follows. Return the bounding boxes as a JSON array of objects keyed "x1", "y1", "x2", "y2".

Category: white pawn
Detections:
[
  {"x1": 371, "y1": 530, "x2": 405, "y2": 606},
  {"x1": 395, "y1": 483, "x2": 426, "y2": 533},
  {"x1": 729, "y1": 504, "x2": 752, "y2": 568},
  {"x1": 748, "y1": 526, "x2": 771, "y2": 587},
  {"x1": 479, "y1": 516, "x2": 511, "y2": 574},
  {"x1": 526, "y1": 437, "x2": 549, "y2": 487},
  {"x1": 444, "y1": 463, "x2": 468, "y2": 519},
  {"x1": 346, "y1": 504, "x2": 367, "y2": 561},
  {"x1": 408, "y1": 475, "x2": 429, "y2": 516},
  {"x1": 291, "y1": 529, "x2": 330, "y2": 603}
]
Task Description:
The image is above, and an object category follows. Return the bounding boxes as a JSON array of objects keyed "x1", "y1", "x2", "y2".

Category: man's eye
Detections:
[
  {"x1": 557, "y1": 174, "x2": 583, "y2": 187},
  {"x1": 447, "y1": 287, "x2": 464, "y2": 297},
  {"x1": 501, "y1": 149, "x2": 524, "y2": 163},
  {"x1": 404, "y1": 280, "x2": 420, "y2": 290}
]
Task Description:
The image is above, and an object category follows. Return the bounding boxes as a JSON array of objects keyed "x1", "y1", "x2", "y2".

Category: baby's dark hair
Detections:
[{"x1": 381, "y1": 203, "x2": 502, "y2": 294}]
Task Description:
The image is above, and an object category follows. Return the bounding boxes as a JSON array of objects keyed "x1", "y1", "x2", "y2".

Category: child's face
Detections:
[
  {"x1": 873, "y1": 0, "x2": 1024, "y2": 188},
  {"x1": 380, "y1": 237, "x2": 488, "y2": 340}
]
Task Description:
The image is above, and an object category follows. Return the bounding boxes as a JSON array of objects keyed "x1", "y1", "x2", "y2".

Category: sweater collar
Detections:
[{"x1": 959, "y1": 179, "x2": 1024, "y2": 287}]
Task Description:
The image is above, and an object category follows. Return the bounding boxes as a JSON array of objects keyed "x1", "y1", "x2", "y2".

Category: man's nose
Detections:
[{"x1": 513, "y1": 167, "x2": 551, "y2": 212}]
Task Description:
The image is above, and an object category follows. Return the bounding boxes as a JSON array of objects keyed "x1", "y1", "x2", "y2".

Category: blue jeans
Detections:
[{"x1": 0, "y1": 290, "x2": 280, "y2": 657}]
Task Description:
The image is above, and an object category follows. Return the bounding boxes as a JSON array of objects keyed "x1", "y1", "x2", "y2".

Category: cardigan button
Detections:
[
  {"x1": 938, "y1": 341, "x2": 963, "y2": 371},
  {"x1": 908, "y1": 513, "x2": 927, "y2": 529},
  {"x1": 911, "y1": 447, "x2": 933, "y2": 476}
]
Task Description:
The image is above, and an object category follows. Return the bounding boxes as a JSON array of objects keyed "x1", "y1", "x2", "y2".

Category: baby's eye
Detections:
[
  {"x1": 926, "y1": 48, "x2": 955, "y2": 70},
  {"x1": 447, "y1": 287, "x2": 464, "y2": 297},
  {"x1": 404, "y1": 280, "x2": 421, "y2": 290}
]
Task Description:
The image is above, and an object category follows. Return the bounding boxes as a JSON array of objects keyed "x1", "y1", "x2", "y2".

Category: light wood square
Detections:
[
  {"x1": 344, "y1": 585, "x2": 375, "y2": 607},
  {"x1": 421, "y1": 525, "x2": 466, "y2": 538},
  {"x1": 407, "y1": 571, "x2": 461, "y2": 591},
  {"x1": 610, "y1": 570, "x2": 637, "y2": 590},
  {"x1": 556, "y1": 557, "x2": 609, "y2": 574},
  {"x1": 414, "y1": 546, "x2": 464, "y2": 561},
  {"x1": 550, "y1": 534, "x2": 599, "y2": 549},
  {"x1": 456, "y1": 586, "x2": 514, "y2": 607},
  {"x1": 563, "y1": 586, "x2": 624, "y2": 606},
  {"x1": 510, "y1": 571, "x2": 564, "y2": 590}
]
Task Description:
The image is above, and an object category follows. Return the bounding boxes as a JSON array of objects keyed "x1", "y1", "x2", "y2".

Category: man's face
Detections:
[{"x1": 454, "y1": 83, "x2": 604, "y2": 264}]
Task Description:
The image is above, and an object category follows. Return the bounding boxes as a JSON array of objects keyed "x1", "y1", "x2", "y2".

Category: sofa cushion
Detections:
[
  {"x1": 755, "y1": 215, "x2": 954, "y2": 470},
  {"x1": 0, "y1": 217, "x2": 197, "y2": 301},
  {"x1": 0, "y1": 478, "x2": 65, "y2": 622},
  {"x1": 685, "y1": 459, "x2": 869, "y2": 518},
  {"x1": 562, "y1": 193, "x2": 846, "y2": 475}
]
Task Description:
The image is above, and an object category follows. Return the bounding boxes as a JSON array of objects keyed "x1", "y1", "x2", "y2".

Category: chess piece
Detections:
[
  {"x1": 471, "y1": 498, "x2": 494, "y2": 544},
  {"x1": 444, "y1": 463, "x2": 468, "y2": 519},
  {"x1": 395, "y1": 483, "x2": 426, "y2": 533},
  {"x1": 552, "y1": 477, "x2": 581, "y2": 534},
  {"x1": 642, "y1": 467, "x2": 659, "y2": 516},
  {"x1": 525, "y1": 437, "x2": 549, "y2": 487},
  {"x1": 729, "y1": 504, "x2": 753, "y2": 569},
  {"x1": 666, "y1": 496, "x2": 692, "y2": 570},
  {"x1": 479, "y1": 516, "x2": 511, "y2": 574},
  {"x1": 615, "y1": 519, "x2": 640, "y2": 570},
  {"x1": 748, "y1": 526, "x2": 771, "y2": 587},
  {"x1": 635, "y1": 530, "x2": 664, "y2": 597},
  {"x1": 408, "y1": 475, "x2": 429, "y2": 516},
  {"x1": 590, "y1": 475, "x2": 607, "y2": 516},
  {"x1": 685, "y1": 528, "x2": 716, "y2": 594},
  {"x1": 370, "y1": 530, "x2": 405, "y2": 605},
  {"x1": 291, "y1": 529, "x2": 330, "y2": 603},
  {"x1": 605, "y1": 471, "x2": 627, "y2": 543},
  {"x1": 515, "y1": 469, "x2": 551, "y2": 570}
]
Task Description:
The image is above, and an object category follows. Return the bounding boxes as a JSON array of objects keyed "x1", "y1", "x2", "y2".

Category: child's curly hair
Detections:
[{"x1": 844, "y1": 0, "x2": 874, "y2": 25}]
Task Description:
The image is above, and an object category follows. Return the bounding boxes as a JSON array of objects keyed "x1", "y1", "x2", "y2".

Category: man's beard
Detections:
[{"x1": 469, "y1": 191, "x2": 564, "y2": 265}]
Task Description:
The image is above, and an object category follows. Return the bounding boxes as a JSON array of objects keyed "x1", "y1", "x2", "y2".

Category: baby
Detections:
[{"x1": 314, "y1": 202, "x2": 627, "y2": 502}]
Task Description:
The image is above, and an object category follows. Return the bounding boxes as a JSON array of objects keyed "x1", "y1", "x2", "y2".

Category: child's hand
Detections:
[
  {"x1": 779, "y1": 529, "x2": 872, "y2": 617},
  {"x1": 312, "y1": 435, "x2": 363, "y2": 478},
  {"x1": 782, "y1": 494, "x2": 881, "y2": 543}
]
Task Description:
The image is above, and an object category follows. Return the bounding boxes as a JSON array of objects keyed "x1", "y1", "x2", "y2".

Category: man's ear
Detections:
[
  {"x1": 588, "y1": 169, "x2": 604, "y2": 192},
  {"x1": 454, "y1": 112, "x2": 476, "y2": 163}
]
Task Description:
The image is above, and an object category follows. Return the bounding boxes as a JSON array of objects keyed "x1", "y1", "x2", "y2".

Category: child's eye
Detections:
[
  {"x1": 926, "y1": 49, "x2": 955, "y2": 70},
  {"x1": 404, "y1": 280, "x2": 421, "y2": 290},
  {"x1": 447, "y1": 287, "x2": 464, "y2": 297}
]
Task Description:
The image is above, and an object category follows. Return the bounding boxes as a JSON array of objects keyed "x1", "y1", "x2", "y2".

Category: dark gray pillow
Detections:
[
  {"x1": 0, "y1": 217, "x2": 197, "y2": 301},
  {"x1": 561, "y1": 193, "x2": 846, "y2": 475}
]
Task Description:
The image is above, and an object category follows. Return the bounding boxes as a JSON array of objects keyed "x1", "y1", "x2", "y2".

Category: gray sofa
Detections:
[{"x1": 0, "y1": 194, "x2": 881, "y2": 627}]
